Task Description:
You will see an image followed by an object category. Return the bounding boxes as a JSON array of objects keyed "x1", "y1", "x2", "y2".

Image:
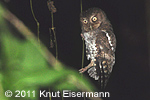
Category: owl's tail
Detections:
[
  {"x1": 87, "y1": 66, "x2": 99, "y2": 80},
  {"x1": 100, "y1": 60, "x2": 111, "y2": 89},
  {"x1": 88, "y1": 59, "x2": 113, "y2": 89}
]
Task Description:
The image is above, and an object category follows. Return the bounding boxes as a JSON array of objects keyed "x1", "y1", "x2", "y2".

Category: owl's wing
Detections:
[
  {"x1": 96, "y1": 30, "x2": 116, "y2": 53},
  {"x1": 88, "y1": 30, "x2": 116, "y2": 89},
  {"x1": 98, "y1": 30, "x2": 116, "y2": 88}
]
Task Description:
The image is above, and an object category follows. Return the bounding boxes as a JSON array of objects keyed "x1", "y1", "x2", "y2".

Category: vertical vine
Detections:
[
  {"x1": 30, "y1": 0, "x2": 40, "y2": 44},
  {"x1": 47, "y1": 0, "x2": 58, "y2": 64},
  {"x1": 81, "y1": 0, "x2": 85, "y2": 72},
  {"x1": 47, "y1": 0, "x2": 60, "y2": 100},
  {"x1": 80, "y1": 1, "x2": 86, "y2": 100}
]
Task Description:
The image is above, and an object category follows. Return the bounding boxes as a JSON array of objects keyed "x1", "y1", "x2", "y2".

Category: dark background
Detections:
[{"x1": 2, "y1": 0, "x2": 149, "y2": 100}]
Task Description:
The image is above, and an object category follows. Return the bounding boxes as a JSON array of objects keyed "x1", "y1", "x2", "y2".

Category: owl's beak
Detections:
[{"x1": 90, "y1": 25, "x2": 93, "y2": 30}]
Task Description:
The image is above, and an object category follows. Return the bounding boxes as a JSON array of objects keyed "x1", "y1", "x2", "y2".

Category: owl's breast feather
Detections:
[{"x1": 83, "y1": 32, "x2": 98, "y2": 60}]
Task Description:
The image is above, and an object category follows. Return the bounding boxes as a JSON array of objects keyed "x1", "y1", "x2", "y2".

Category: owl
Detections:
[{"x1": 79, "y1": 8, "x2": 116, "y2": 88}]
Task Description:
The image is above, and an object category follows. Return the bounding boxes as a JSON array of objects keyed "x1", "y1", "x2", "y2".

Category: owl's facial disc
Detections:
[{"x1": 81, "y1": 16, "x2": 101, "y2": 32}]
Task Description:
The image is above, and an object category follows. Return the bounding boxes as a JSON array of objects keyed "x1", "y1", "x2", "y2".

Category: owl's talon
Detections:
[
  {"x1": 79, "y1": 68, "x2": 87, "y2": 73},
  {"x1": 81, "y1": 33, "x2": 85, "y2": 39},
  {"x1": 79, "y1": 60, "x2": 94, "y2": 73}
]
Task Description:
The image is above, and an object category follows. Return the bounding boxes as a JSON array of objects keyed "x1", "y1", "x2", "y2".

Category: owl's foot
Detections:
[
  {"x1": 79, "y1": 67, "x2": 88, "y2": 73},
  {"x1": 79, "y1": 60, "x2": 95, "y2": 73},
  {"x1": 81, "y1": 33, "x2": 85, "y2": 39}
]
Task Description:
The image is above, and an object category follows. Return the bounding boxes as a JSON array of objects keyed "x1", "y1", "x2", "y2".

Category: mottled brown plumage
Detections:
[{"x1": 79, "y1": 8, "x2": 116, "y2": 88}]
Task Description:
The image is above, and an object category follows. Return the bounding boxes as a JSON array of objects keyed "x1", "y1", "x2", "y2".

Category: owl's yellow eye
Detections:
[
  {"x1": 92, "y1": 17, "x2": 97, "y2": 22},
  {"x1": 83, "y1": 19, "x2": 88, "y2": 24}
]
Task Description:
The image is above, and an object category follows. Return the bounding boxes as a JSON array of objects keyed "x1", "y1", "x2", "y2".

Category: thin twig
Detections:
[
  {"x1": 30, "y1": 0, "x2": 40, "y2": 44},
  {"x1": 81, "y1": 0, "x2": 82, "y2": 13},
  {"x1": 48, "y1": 1, "x2": 58, "y2": 100},
  {"x1": 47, "y1": 0, "x2": 58, "y2": 64},
  {"x1": 80, "y1": 1, "x2": 86, "y2": 100},
  {"x1": 51, "y1": 27, "x2": 58, "y2": 64}
]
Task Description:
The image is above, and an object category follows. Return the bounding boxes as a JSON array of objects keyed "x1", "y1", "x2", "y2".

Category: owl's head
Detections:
[{"x1": 80, "y1": 8, "x2": 108, "y2": 32}]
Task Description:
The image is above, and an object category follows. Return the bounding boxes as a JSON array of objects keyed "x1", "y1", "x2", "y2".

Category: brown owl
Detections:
[{"x1": 79, "y1": 8, "x2": 116, "y2": 89}]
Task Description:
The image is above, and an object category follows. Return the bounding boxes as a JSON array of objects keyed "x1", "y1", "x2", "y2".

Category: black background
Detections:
[{"x1": 2, "y1": 0, "x2": 149, "y2": 100}]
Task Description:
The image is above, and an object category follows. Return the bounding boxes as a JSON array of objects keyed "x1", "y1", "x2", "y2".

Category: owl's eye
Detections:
[
  {"x1": 92, "y1": 17, "x2": 97, "y2": 22},
  {"x1": 83, "y1": 19, "x2": 88, "y2": 24}
]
